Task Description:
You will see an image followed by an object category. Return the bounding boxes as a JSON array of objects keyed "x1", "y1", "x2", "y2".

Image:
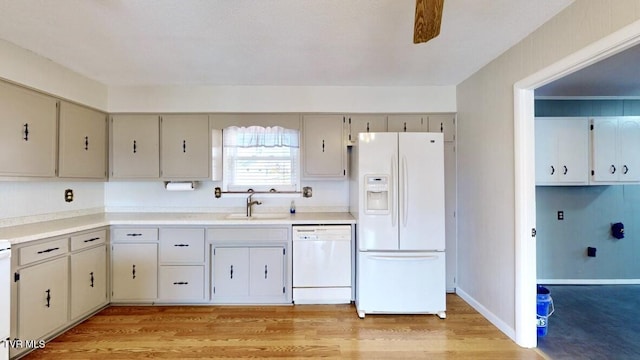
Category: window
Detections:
[{"x1": 223, "y1": 126, "x2": 300, "y2": 192}]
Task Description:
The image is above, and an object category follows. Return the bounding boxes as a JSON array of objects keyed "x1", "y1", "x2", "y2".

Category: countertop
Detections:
[{"x1": 0, "y1": 212, "x2": 356, "y2": 245}]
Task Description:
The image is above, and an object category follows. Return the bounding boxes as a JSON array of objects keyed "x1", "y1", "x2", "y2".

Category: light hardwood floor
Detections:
[{"x1": 22, "y1": 294, "x2": 543, "y2": 359}]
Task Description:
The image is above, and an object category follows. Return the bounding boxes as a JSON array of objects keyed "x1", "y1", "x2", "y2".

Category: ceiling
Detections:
[{"x1": 0, "y1": 0, "x2": 573, "y2": 87}]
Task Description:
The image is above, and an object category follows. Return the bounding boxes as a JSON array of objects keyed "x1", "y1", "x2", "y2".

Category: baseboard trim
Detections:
[
  {"x1": 537, "y1": 279, "x2": 640, "y2": 285},
  {"x1": 455, "y1": 287, "x2": 516, "y2": 341}
]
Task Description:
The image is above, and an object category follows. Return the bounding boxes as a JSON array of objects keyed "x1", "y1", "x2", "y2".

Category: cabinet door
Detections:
[
  {"x1": 58, "y1": 101, "x2": 107, "y2": 179},
  {"x1": 249, "y1": 247, "x2": 284, "y2": 297},
  {"x1": 111, "y1": 243, "x2": 158, "y2": 301},
  {"x1": 556, "y1": 118, "x2": 589, "y2": 183},
  {"x1": 213, "y1": 247, "x2": 249, "y2": 297},
  {"x1": 159, "y1": 228, "x2": 205, "y2": 263},
  {"x1": 617, "y1": 117, "x2": 640, "y2": 181},
  {"x1": 0, "y1": 82, "x2": 57, "y2": 177},
  {"x1": 70, "y1": 246, "x2": 107, "y2": 320},
  {"x1": 159, "y1": 265, "x2": 205, "y2": 301},
  {"x1": 160, "y1": 114, "x2": 210, "y2": 179},
  {"x1": 591, "y1": 118, "x2": 619, "y2": 182},
  {"x1": 535, "y1": 118, "x2": 558, "y2": 184},
  {"x1": 427, "y1": 114, "x2": 456, "y2": 142},
  {"x1": 346, "y1": 115, "x2": 387, "y2": 144},
  {"x1": 17, "y1": 257, "x2": 68, "y2": 341},
  {"x1": 111, "y1": 115, "x2": 160, "y2": 179},
  {"x1": 387, "y1": 115, "x2": 424, "y2": 132},
  {"x1": 302, "y1": 115, "x2": 346, "y2": 178}
]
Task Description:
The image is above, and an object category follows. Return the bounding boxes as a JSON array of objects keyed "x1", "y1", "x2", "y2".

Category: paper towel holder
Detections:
[{"x1": 164, "y1": 181, "x2": 197, "y2": 191}]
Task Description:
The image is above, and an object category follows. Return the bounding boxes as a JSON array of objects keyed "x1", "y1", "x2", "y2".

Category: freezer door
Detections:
[
  {"x1": 356, "y1": 251, "x2": 446, "y2": 315},
  {"x1": 398, "y1": 133, "x2": 445, "y2": 250},
  {"x1": 356, "y1": 132, "x2": 399, "y2": 250}
]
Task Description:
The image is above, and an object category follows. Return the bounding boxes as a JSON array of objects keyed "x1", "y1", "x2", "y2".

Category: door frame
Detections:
[{"x1": 513, "y1": 19, "x2": 640, "y2": 348}]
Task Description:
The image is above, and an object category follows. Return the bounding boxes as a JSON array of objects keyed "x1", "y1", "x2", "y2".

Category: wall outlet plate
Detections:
[
  {"x1": 64, "y1": 189, "x2": 74, "y2": 202},
  {"x1": 557, "y1": 211, "x2": 564, "y2": 220}
]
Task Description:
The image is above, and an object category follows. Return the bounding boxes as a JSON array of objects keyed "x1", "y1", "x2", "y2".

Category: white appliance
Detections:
[
  {"x1": 350, "y1": 132, "x2": 446, "y2": 319},
  {"x1": 0, "y1": 240, "x2": 11, "y2": 360},
  {"x1": 292, "y1": 225, "x2": 352, "y2": 304}
]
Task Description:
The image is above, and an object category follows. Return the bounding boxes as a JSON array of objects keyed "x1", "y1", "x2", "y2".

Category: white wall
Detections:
[{"x1": 456, "y1": 0, "x2": 640, "y2": 340}]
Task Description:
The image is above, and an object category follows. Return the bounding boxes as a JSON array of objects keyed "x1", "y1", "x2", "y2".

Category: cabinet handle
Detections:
[
  {"x1": 623, "y1": 165, "x2": 629, "y2": 174},
  {"x1": 84, "y1": 136, "x2": 89, "y2": 151},
  {"x1": 132, "y1": 264, "x2": 136, "y2": 279},
  {"x1": 45, "y1": 289, "x2": 51, "y2": 308},
  {"x1": 133, "y1": 140, "x2": 137, "y2": 154},
  {"x1": 182, "y1": 140, "x2": 186, "y2": 153},
  {"x1": 264, "y1": 265, "x2": 268, "y2": 279},
  {"x1": 173, "y1": 244, "x2": 189, "y2": 247},
  {"x1": 83, "y1": 237, "x2": 101, "y2": 243},
  {"x1": 23, "y1": 123, "x2": 29, "y2": 141},
  {"x1": 366, "y1": 122, "x2": 370, "y2": 132},
  {"x1": 563, "y1": 166, "x2": 568, "y2": 175},
  {"x1": 403, "y1": 122, "x2": 407, "y2": 132},
  {"x1": 322, "y1": 140, "x2": 325, "y2": 153},
  {"x1": 230, "y1": 265, "x2": 234, "y2": 279},
  {"x1": 440, "y1": 122, "x2": 444, "y2": 132},
  {"x1": 37, "y1": 247, "x2": 60, "y2": 254},
  {"x1": 610, "y1": 165, "x2": 617, "y2": 174},
  {"x1": 550, "y1": 165, "x2": 555, "y2": 175},
  {"x1": 126, "y1": 233, "x2": 142, "y2": 237},
  {"x1": 90, "y1": 272, "x2": 94, "y2": 288},
  {"x1": 173, "y1": 281, "x2": 189, "y2": 285}
]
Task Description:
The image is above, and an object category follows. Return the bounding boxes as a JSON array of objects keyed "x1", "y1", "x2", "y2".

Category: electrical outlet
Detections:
[
  {"x1": 557, "y1": 211, "x2": 564, "y2": 220},
  {"x1": 65, "y1": 189, "x2": 74, "y2": 202}
]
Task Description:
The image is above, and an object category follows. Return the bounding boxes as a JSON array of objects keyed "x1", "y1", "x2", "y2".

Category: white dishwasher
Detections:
[
  {"x1": 0, "y1": 240, "x2": 10, "y2": 360},
  {"x1": 292, "y1": 225, "x2": 352, "y2": 304}
]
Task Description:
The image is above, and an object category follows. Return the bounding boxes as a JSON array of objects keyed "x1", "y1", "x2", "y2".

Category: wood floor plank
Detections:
[{"x1": 20, "y1": 294, "x2": 543, "y2": 359}]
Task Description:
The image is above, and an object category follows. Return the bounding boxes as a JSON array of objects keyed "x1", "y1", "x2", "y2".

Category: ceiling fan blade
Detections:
[{"x1": 414, "y1": 0, "x2": 444, "y2": 44}]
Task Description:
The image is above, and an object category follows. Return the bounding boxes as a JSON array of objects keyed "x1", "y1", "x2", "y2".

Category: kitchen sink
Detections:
[{"x1": 225, "y1": 213, "x2": 290, "y2": 220}]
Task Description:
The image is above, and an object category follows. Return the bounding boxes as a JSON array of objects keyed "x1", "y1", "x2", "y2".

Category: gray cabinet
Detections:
[
  {"x1": 302, "y1": 114, "x2": 346, "y2": 179},
  {"x1": 345, "y1": 115, "x2": 387, "y2": 145},
  {"x1": 111, "y1": 243, "x2": 158, "y2": 301},
  {"x1": 70, "y1": 245, "x2": 107, "y2": 320},
  {"x1": 160, "y1": 114, "x2": 210, "y2": 179},
  {"x1": 158, "y1": 227, "x2": 207, "y2": 302},
  {"x1": 58, "y1": 101, "x2": 108, "y2": 179},
  {"x1": 110, "y1": 115, "x2": 160, "y2": 179},
  {"x1": 387, "y1": 115, "x2": 425, "y2": 132},
  {"x1": 427, "y1": 114, "x2": 456, "y2": 142},
  {"x1": 0, "y1": 81, "x2": 58, "y2": 177}
]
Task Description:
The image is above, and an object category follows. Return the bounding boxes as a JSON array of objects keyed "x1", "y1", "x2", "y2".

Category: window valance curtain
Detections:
[{"x1": 223, "y1": 126, "x2": 299, "y2": 148}]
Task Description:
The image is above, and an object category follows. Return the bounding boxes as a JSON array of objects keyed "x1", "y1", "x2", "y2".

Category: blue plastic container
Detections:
[{"x1": 536, "y1": 285, "x2": 554, "y2": 337}]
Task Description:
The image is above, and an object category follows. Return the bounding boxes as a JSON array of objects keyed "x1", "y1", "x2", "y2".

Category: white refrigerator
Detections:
[{"x1": 349, "y1": 132, "x2": 446, "y2": 319}]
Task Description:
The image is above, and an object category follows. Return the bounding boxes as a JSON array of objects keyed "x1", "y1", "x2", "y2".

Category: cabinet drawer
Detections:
[
  {"x1": 159, "y1": 229, "x2": 205, "y2": 263},
  {"x1": 159, "y1": 265, "x2": 205, "y2": 301},
  {"x1": 70, "y1": 229, "x2": 107, "y2": 251},
  {"x1": 19, "y1": 238, "x2": 68, "y2": 265},
  {"x1": 112, "y1": 228, "x2": 158, "y2": 242}
]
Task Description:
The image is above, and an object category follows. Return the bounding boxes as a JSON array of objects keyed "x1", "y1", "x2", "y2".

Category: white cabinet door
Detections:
[
  {"x1": 249, "y1": 247, "x2": 284, "y2": 297},
  {"x1": 535, "y1": 117, "x2": 589, "y2": 185},
  {"x1": 111, "y1": 243, "x2": 158, "y2": 301},
  {"x1": 70, "y1": 245, "x2": 107, "y2": 320},
  {"x1": 591, "y1": 117, "x2": 640, "y2": 183},
  {"x1": 17, "y1": 257, "x2": 68, "y2": 341},
  {"x1": 111, "y1": 115, "x2": 160, "y2": 179},
  {"x1": 302, "y1": 115, "x2": 346, "y2": 179},
  {"x1": 387, "y1": 115, "x2": 424, "y2": 132},
  {"x1": 345, "y1": 115, "x2": 387, "y2": 145},
  {"x1": 160, "y1": 114, "x2": 210, "y2": 179},
  {"x1": 58, "y1": 101, "x2": 108, "y2": 179},
  {"x1": 213, "y1": 247, "x2": 249, "y2": 298},
  {"x1": 159, "y1": 265, "x2": 205, "y2": 301},
  {"x1": 0, "y1": 82, "x2": 58, "y2": 177}
]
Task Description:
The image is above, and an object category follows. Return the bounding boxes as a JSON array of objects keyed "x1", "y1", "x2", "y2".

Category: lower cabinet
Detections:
[
  {"x1": 158, "y1": 265, "x2": 205, "y2": 301},
  {"x1": 70, "y1": 246, "x2": 107, "y2": 320},
  {"x1": 208, "y1": 226, "x2": 292, "y2": 304},
  {"x1": 111, "y1": 243, "x2": 158, "y2": 302}
]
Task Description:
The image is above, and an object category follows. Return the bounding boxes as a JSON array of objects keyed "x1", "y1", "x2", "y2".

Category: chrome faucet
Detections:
[{"x1": 246, "y1": 193, "x2": 262, "y2": 217}]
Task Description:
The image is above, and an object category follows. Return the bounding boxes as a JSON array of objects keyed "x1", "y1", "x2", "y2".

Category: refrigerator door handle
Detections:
[
  {"x1": 402, "y1": 155, "x2": 408, "y2": 227},
  {"x1": 391, "y1": 155, "x2": 397, "y2": 227}
]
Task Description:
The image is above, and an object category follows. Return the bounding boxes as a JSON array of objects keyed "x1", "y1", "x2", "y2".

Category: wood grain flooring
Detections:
[{"x1": 21, "y1": 294, "x2": 543, "y2": 359}]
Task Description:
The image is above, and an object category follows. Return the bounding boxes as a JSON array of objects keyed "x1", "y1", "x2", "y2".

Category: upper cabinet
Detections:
[
  {"x1": 160, "y1": 114, "x2": 210, "y2": 179},
  {"x1": 535, "y1": 117, "x2": 589, "y2": 186},
  {"x1": 0, "y1": 81, "x2": 58, "y2": 178},
  {"x1": 591, "y1": 117, "x2": 640, "y2": 183},
  {"x1": 302, "y1": 115, "x2": 346, "y2": 179},
  {"x1": 58, "y1": 102, "x2": 108, "y2": 179},
  {"x1": 345, "y1": 115, "x2": 387, "y2": 145},
  {"x1": 387, "y1": 115, "x2": 425, "y2": 132},
  {"x1": 426, "y1": 114, "x2": 456, "y2": 142},
  {"x1": 110, "y1": 115, "x2": 160, "y2": 179}
]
